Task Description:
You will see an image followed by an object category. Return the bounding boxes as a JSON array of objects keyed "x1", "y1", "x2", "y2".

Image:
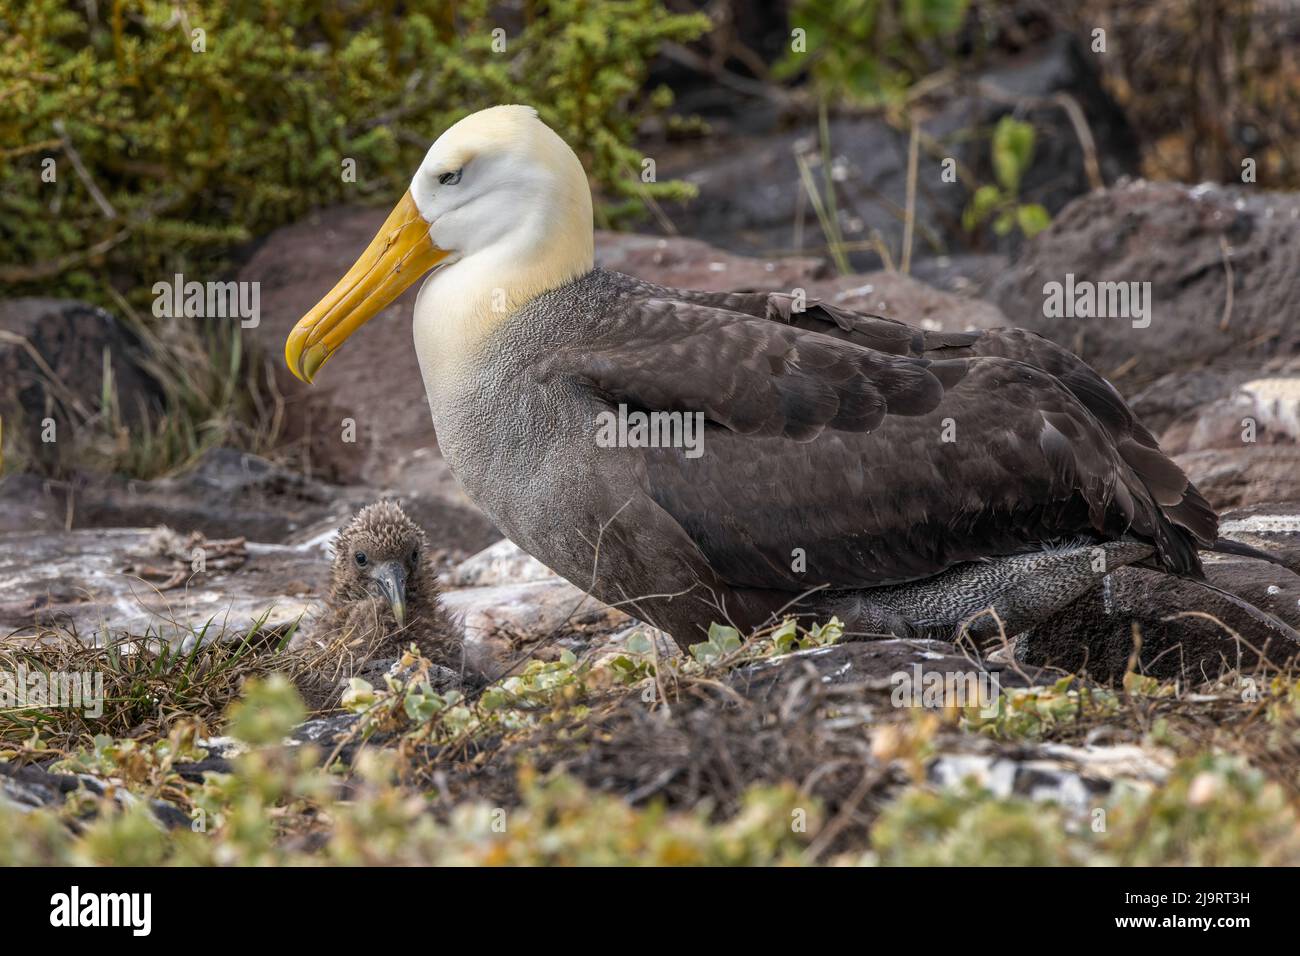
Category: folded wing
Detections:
[{"x1": 544, "y1": 287, "x2": 1205, "y2": 592}]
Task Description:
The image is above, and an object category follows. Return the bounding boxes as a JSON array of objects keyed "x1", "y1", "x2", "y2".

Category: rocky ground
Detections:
[{"x1": 4, "y1": 35, "x2": 1300, "y2": 860}]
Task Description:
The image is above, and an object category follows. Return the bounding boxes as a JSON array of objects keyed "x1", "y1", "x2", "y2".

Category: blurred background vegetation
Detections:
[
  {"x1": 0, "y1": 0, "x2": 707, "y2": 308},
  {"x1": 3, "y1": 0, "x2": 1297, "y2": 307}
]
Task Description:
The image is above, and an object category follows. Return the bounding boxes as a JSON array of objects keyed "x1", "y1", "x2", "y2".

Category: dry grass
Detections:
[
  {"x1": 0, "y1": 613, "x2": 297, "y2": 754},
  {"x1": 395, "y1": 645, "x2": 1300, "y2": 861}
]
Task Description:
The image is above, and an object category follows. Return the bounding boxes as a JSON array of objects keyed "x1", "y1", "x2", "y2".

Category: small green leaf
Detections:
[
  {"x1": 689, "y1": 641, "x2": 716, "y2": 664},
  {"x1": 963, "y1": 184, "x2": 1003, "y2": 231},
  {"x1": 623, "y1": 632, "x2": 653, "y2": 655},
  {"x1": 1016, "y1": 203, "x2": 1051, "y2": 238},
  {"x1": 707, "y1": 622, "x2": 741, "y2": 647},
  {"x1": 771, "y1": 618, "x2": 800, "y2": 654},
  {"x1": 991, "y1": 116, "x2": 1035, "y2": 192},
  {"x1": 807, "y1": 616, "x2": 845, "y2": 646},
  {"x1": 480, "y1": 687, "x2": 509, "y2": 711}
]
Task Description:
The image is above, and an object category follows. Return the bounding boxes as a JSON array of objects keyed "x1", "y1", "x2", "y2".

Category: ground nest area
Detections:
[{"x1": 3, "y1": 522, "x2": 1300, "y2": 866}]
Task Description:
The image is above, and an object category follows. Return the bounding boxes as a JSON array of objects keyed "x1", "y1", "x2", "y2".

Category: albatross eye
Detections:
[
  {"x1": 354, "y1": 551, "x2": 368, "y2": 568},
  {"x1": 438, "y1": 169, "x2": 462, "y2": 186}
]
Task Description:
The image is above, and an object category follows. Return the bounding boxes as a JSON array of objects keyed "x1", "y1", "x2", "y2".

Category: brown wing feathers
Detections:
[
  {"x1": 562, "y1": 277, "x2": 1210, "y2": 583},
  {"x1": 566, "y1": 299, "x2": 952, "y2": 440},
  {"x1": 677, "y1": 287, "x2": 1215, "y2": 567}
]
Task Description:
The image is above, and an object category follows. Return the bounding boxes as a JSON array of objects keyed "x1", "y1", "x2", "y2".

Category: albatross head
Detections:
[{"x1": 285, "y1": 104, "x2": 594, "y2": 383}]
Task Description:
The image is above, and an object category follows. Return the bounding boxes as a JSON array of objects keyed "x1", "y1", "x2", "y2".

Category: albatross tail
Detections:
[{"x1": 1207, "y1": 536, "x2": 1290, "y2": 567}]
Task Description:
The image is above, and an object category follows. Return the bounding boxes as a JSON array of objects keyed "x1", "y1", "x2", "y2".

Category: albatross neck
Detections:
[{"x1": 411, "y1": 219, "x2": 594, "y2": 385}]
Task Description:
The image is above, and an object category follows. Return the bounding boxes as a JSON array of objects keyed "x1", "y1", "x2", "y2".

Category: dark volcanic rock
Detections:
[
  {"x1": 1176, "y1": 446, "x2": 1300, "y2": 512},
  {"x1": 1121, "y1": 370, "x2": 1300, "y2": 510},
  {"x1": 1130, "y1": 363, "x2": 1272, "y2": 438},
  {"x1": 1160, "y1": 375, "x2": 1300, "y2": 456},
  {"x1": 0, "y1": 761, "x2": 191, "y2": 829},
  {"x1": 729, "y1": 640, "x2": 1049, "y2": 706},
  {"x1": 907, "y1": 253, "x2": 1010, "y2": 299},
  {"x1": 0, "y1": 444, "x2": 500, "y2": 559},
  {"x1": 1020, "y1": 501, "x2": 1300, "y2": 681},
  {"x1": 1158, "y1": 374, "x2": 1300, "y2": 510},
  {"x1": 0, "y1": 298, "x2": 162, "y2": 475},
  {"x1": 1217, "y1": 502, "x2": 1300, "y2": 575},
  {"x1": 3, "y1": 445, "x2": 363, "y2": 541},
  {"x1": 659, "y1": 34, "x2": 1138, "y2": 268},
  {"x1": 72, "y1": 447, "x2": 338, "y2": 540},
  {"x1": 988, "y1": 181, "x2": 1300, "y2": 390}
]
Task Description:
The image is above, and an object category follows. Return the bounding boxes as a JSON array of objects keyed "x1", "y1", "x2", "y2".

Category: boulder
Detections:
[
  {"x1": 0, "y1": 446, "x2": 500, "y2": 567},
  {"x1": 0, "y1": 299, "x2": 162, "y2": 475},
  {"x1": 1016, "y1": 501, "x2": 1300, "y2": 681},
  {"x1": 1176, "y1": 447, "x2": 1300, "y2": 512},
  {"x1": 989, "y1": 181, "x2": 1300, "y2": 390},
  {"x1": 0, "y1": 761, "x2": 191, "y2": 829},
  {"x1": 1130, "y1": 360, "x2": 1300, "y2": 439},
  {"x1": 1217, "y1": 502, "x2": 1300, "y2": 574},
  {"x1": 1160, "y1": 375, "x2": 1300, "y2": 510}
]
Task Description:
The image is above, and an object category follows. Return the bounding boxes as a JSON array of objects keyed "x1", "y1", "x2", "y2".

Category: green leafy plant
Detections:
[
  {"x1": 689, "y1": 622, "x2": 745, "y2": 665},
  {"x1": 962, "y1": 675, "x2": 1120, "y2": 740},
  {"x1": 962, "y1": 116, "x2": 1052, "y2": 239},
  {"x1": 689, "y1": 615, "x2": 844, "y2": 665},
  {"x1": 867, "y1": 754, "x2": 1300, "y2": 866},
  {"x1": 776, "y1": 0, "x2": 970, "y2": 105},
  {"x1": 0, "y1": 0, "x2": 707, "y2": 307}
]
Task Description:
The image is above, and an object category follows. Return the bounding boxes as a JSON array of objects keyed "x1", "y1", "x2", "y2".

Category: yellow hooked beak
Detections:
[{"x1": 284, "y1": 191, "x2": 449, "y2": 383}]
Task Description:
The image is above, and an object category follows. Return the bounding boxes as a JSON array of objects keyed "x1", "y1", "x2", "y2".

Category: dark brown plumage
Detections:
[
  {"x1": 667, "y1": 287, "x2": 1220, "y2": 573},
  {"x1": 428, "y1": 269, "x2": 1235, "y2": 646},
  {"x1": 292, "y1": 500, "x2": 467, "y2": 710},
  {"x1": 549, "y1": 276, "x2": 1209, "y2": 583}
]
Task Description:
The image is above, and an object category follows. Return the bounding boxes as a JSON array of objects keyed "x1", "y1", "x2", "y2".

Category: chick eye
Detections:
[
  {"x1": 438, "y1": 169, "x2": 462, "y2": 186},
  {"x1": 354, "y1": 551, "x2": 368, "y2": 568},
  {"x1": 410, "y1": 547, "x2": 420, "y2": 563}
]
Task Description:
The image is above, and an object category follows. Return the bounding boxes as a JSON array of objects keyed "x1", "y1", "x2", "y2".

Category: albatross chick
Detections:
[{"x1": 294, "y1": 500, "x2": 467, "y2": 710}]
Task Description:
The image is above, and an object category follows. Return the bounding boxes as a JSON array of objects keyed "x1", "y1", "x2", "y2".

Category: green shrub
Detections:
[
  {"x1": 0, "y1": 0, "x2": 707, "y2": 307},
  {"x1": 775, "y1": 0, "x2": 969, "y2": 104},
  {"x1": 866, "y1": 755, "x2": 1300, "y2": 866}
]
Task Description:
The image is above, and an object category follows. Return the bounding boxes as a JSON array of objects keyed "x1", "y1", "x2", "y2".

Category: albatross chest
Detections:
[{"x1": 423, "y1": 296, "x2": 652, "y2": 589}]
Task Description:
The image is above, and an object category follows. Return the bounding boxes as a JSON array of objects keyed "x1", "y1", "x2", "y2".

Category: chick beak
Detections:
[{"x1": 372, "y1": 561, "x2": 408, "y2": 629}]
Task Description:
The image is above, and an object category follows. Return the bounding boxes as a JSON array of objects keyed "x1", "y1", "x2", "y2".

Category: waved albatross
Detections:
[{"x1": 286, "y1": 105, "x2": 1285, "y2": 650}]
